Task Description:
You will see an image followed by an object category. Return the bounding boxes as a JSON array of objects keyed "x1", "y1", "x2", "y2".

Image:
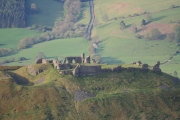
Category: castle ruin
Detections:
[{"x1": 35, "y1": 55, "x2": 162, "y2": 76}]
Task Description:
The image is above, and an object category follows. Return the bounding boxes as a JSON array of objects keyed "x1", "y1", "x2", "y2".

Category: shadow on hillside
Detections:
[
  {"x1": 101, "y1": 57, "x2": 124, "y2": 64},
  {"x1": 46, "y1": 56, "x2": 59, "y2": 59},
  {"x1": 99, "y1": 22, "x2": 111, "y2": 28},
  {"x1": 152, "y1": 16, "x2": 166, "y2": 22},
  {"x1": 126, "y1": 24, "x2": 131, "y2": 29},
  {"x1": 77, "y1": 2, "x2": 88, "y2": 21},
  {"x1": 0, "y1": 44, "x2": 5, "y2": 46},
  {"x1": 7, "y1": 72, "x2": 34, "y2": 86}
]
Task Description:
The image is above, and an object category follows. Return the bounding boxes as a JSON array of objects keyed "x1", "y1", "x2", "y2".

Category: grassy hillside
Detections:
[
  {"x1": 94, "y1": 0, "x2": 180, "y2": 23},
  {"x1": 0, "y1": 28, "x2": 39, "y2": 49},
  {"x1": 90, "y1": 0, "x2": 180, "y2": 77},
  {"x1": 26, "y1": 0, "x2": 64, "y2": 27},
  {"x1": 0, "y1": 64, "x2": 179, "y2": 119}
]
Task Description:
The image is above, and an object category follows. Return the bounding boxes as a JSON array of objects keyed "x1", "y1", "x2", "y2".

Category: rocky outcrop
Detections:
[
  {"x1": 74, "y1": 90, "x2": 96, "y2": 102},
  {"x1": 27, "y1": 65, "x2": 44, "y2": 76}
]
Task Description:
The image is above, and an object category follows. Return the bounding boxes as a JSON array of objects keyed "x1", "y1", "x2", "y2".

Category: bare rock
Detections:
[{"x1": 27, "y1": 65, "x2": 43, "y2": 76}]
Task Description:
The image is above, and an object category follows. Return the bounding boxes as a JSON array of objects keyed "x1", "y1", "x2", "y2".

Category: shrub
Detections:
[
  {"x1": 145, "y1": 28, "x2": 162, "y2": 40},
  {"x1": 135, "y1": 34, "x2": 143, "y2": 39},
  {"x1": 120, "y1": 21, "x2": 126, "y2": 30},
  {"x1": 141, "y1": 19, "x2": 146, "y2": 26},
  {"x1": 167, "y1": 32, "x2": 175, "y2": 41}
]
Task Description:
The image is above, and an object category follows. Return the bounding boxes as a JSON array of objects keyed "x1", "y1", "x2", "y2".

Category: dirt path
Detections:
[{"x1": 86, "y1": 0, "x2": 95, "y2": 40}]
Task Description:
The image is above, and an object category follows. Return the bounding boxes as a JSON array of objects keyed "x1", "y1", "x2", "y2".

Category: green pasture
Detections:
[
  {"x1": 93, "y1": 6, "x2": 180, "y2": 77},
  {"x1": 96, "y1": 36, "x2": 180, "y2": 77},
  {"x1": 95, "y1": 7, "x2": 180, "y2": 36},
  {"x1": 26, "y1": 0, "x2": 64, "y2": 27},
  {"x1": 1, "y1": 37, "x2": 89, "y2": 65},
  {"x1": 94, "y1": 0, "x2": 180, "y2": 23},
  {"x1": 97, "y1": 36, "x2": 177, "y2": 64},
  {"x1": 0, "y1": 28, "x2": 39, "y2": 49}
]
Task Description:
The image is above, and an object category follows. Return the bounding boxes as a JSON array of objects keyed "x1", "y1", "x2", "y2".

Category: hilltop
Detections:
[
  {"x1": 0, "y1": 0, "x2": 180, "y2": 78},
  {"x1": 0, "y1": 63, "x2": 180, "y2": 119}
]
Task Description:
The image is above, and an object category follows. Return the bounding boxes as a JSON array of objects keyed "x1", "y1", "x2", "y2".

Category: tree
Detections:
[
  {"x1": 167, "y1": 32, "x2": 175, "y2": 41},
  {"x1": 120, "y1": 21, "x2": 126, "y2": 30},
  {"x1": 141, "y1": 19, "x2": 146, "y2": 26}
]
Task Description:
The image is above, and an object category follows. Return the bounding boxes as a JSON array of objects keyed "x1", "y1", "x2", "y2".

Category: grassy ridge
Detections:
[{"x1": 0, "y1": 64, "x2": 179, "y2": 119}]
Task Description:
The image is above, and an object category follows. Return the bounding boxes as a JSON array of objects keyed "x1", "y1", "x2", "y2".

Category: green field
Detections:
[
  {"x1": 26, "y1": 0, "x2": 64, "y2": 26},
  {"x1": 94, "y1": 0, "x2": 180, "y2": 23},
  {"x1": 92, "y1": 2, "x2": 180, "y2": 77},
  {"x1": 0, "y1": 28, "x2": 39, "y2": 49},
  {"x1": 1, "y1": 37, "x2": 89, "y2": 65}
]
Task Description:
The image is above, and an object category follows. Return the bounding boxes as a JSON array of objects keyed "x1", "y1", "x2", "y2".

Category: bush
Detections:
[
  {"x1": 167, "y1": 32, "x2": 175, "y2": 41},
  {"x1": 145, "y1": 28, "x2": 162, "y2": 40},
  {"x1": 135, "y1": 34, "x2": 143, "y2": 39},
  {"x1": 141, "y1": 19, "x2": 146, "y2": 26},
  {"x1": 120, "y1": 21, "x2": 126, "y2": 30}
]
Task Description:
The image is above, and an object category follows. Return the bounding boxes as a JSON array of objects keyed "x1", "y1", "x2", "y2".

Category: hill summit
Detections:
[{"x1": 0, "y1": 63, "x2": 180, "y2": 120}]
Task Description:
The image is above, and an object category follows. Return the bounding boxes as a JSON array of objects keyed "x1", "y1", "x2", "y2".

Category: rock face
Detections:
[
  {"x1": 153, "y1": 61, "x2": 161, "y2": 73},
  {"x1": 72, "y1": 65, "x2": 101, "y2": 76},
  {"x1": 27, "y1": 65, "x2": 43, "y2": 76},
  {"x1": 74, "y1": 90, "x2": 95, "y2": 102}
]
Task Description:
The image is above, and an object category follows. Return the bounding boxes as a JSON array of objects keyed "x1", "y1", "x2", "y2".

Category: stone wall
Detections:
[
  {"x1": 59, "y1": 64, "x2": 72, "y2": 70},
  {"x1": 73, "y1": 65, "x2": 101, "y2": 76}
]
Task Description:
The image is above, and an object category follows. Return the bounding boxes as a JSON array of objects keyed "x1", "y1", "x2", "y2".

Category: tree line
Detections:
[
  {"x1": 0, "y1": 0, "x2": 26, "y2": 28},
  {"x1": 0, "y1": 48, "x2": 15, "y2": 57},
  {"x1": 18, "y1": 0, "x2": 86, "y2": 50}
]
